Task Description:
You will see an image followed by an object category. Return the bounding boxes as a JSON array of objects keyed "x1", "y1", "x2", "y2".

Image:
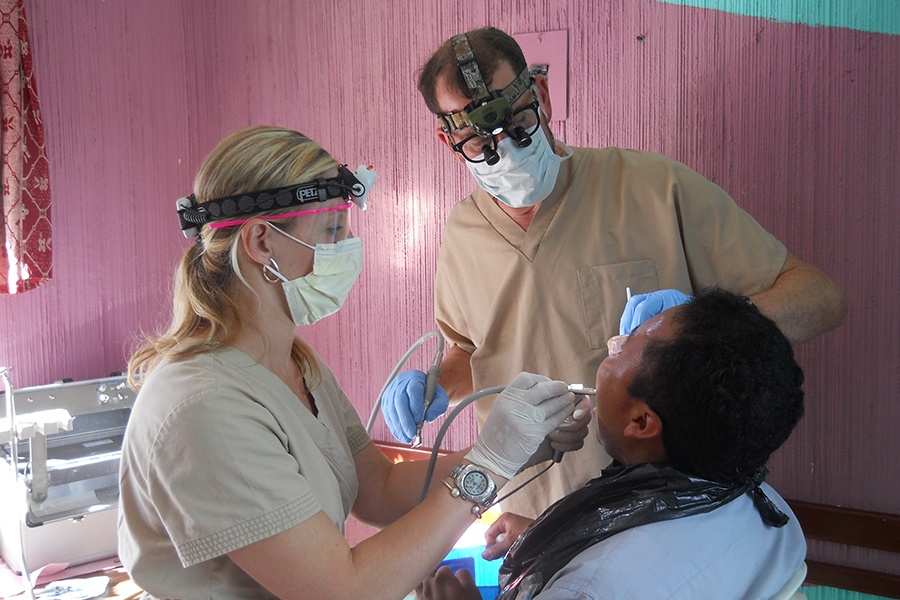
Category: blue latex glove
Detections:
[
  {"x1": 381, "y1": 370, "x2": 450, "y2": 443},
  {"x1": 619, "y1": 289, "x2": 692, "y2": 335}
]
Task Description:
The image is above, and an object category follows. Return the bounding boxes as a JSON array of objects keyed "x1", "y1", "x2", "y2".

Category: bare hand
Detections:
[
  {"x1": 416, "y1": 566, "x2": 482, "y2": 600},
  {"x1": 482, "y1": 512, "x2": 535, "y2": 561}
]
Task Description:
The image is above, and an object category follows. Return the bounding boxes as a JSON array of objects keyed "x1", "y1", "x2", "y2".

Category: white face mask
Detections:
[
  {"x1": 465, "y1": 126, "x2": 571, "y2": 208},
  {"x1": 264, "y1": 224, "x2": 364, "y2": 326}
]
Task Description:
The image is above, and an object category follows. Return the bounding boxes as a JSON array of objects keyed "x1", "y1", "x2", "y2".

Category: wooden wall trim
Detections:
[
  {"x1": 786, "y1": 498, "x2": 900, "y2": 552},
  {"x1": 787, "y1": 499, "x2": 900, "y2": 597},
  {"x1": 805, "y1": 560, "x2": 900, "y2": 598}
]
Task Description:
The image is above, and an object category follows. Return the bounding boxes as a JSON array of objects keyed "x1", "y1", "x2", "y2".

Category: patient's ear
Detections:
[{"x1": 624, "y1": 403, "x2": 663, "y2": 441}]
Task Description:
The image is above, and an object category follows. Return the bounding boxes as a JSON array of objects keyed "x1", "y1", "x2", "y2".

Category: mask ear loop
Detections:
[{"x1": 263, "y1": 258, "x2": 286, "y2": 283}]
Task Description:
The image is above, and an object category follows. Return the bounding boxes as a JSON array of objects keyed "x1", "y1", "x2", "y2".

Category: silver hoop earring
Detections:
[{"x1": 263, "y1": 258, "x2": 282, "y2": 283}]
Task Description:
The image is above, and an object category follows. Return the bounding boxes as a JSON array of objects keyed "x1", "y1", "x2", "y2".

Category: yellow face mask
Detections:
[{"x1": 264, "y1": 223, "x2": 364, "y2": 326}]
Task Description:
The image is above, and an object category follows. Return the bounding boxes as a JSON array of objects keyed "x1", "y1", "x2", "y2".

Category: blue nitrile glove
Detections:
[
  {"x1": 381, "y1": 370, "x2": 450, "y2": 443},
  {"x1": 619, "y1": 289, "x2": 692, "y2": 335}
]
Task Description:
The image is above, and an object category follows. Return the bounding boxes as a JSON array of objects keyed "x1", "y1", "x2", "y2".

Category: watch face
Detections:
[{"x1": 462, "y1": 470, "x2": 489, "y2": 496}]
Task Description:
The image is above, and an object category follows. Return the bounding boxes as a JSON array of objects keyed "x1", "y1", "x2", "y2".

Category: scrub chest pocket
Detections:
[{"x1": 577, "y1": 259, "x2": 659, "y2": 349}]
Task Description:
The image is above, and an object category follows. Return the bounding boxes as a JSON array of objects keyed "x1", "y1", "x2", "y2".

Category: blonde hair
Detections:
[{"x1": 128, "y1": 126, "x2": 338, "y2": 389}]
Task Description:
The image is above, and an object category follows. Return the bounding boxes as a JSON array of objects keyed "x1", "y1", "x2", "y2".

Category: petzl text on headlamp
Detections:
[
  {"x1": 438, "y1": 34, "x2": 536, "y2": 165},
  {"x1": 176, "y1": 164, "x2": 375, "y2": 238}
]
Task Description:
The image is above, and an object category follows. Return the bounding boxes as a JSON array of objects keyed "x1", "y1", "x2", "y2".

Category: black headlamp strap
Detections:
[
  {"x1": 451, "y1": 34, "x2": 490, "y2": 101},
  {"x1": 176, "y1": 165, "x2": 362, "y2": 237}
]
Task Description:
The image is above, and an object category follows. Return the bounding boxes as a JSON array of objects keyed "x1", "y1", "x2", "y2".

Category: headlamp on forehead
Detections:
[
  {"x1": 437, "y1": 34, "x2": 536, "y2": 165},
  {"x1": 176, "y1": 164, "x2": 375, "y2": 238}
]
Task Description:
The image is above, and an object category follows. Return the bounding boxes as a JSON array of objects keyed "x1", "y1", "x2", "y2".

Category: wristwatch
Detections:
[{"x1": 443, "y1": 463, "x2": 498, "y2": 516}]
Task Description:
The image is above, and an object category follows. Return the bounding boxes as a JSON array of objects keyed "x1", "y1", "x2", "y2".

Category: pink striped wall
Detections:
[{"x1": 1, "y1": 0, "x2": 896, "y2": 574}]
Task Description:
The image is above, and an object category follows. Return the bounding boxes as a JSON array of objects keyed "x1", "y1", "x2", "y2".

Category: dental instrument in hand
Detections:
[
  {"x1": 365, "y1": 331, "x2": 445, "y2": 437},
  {"x1": 412, "y1": 348, "x2": 444, "y2": 448}
]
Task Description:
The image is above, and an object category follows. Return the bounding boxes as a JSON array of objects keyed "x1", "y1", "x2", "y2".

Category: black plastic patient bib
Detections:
[{"x1": 497, "y1": 462, "x2": 788, "y2": 599}]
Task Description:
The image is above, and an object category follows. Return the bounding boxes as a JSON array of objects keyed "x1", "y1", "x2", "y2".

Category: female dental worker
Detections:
[{"x1": 117, "y1": 126, "x2": 587, "y2": 600}]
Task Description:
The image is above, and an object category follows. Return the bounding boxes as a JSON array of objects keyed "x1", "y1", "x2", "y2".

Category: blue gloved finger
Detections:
[
  {"x1": 619, "y1": 294, "x2": 647, "y2": 335},
  {"x1": 402, "y1": 376, "x2": 427, "y2": 426},
  {"x1": 424, "y1": 385, "x2": 450, "y2": 422},
  {"x1": 382, "y1": 409, "x2": 411, "y2": 443},
  {"x1": 381, "y1": 384, "x2": 412, "y2": 443},
  {"x1": 381, "y1": 371, "x2": 425, "y2": 443},
  {"x1": 380, "y1": 375, "x2": 401, "y2": 440},
  {"x1": 646, "y1": 290, "x2": 691, "y2": 320},
  {"x1": 629, "y1": 295, "x2": 665, "y2": 329},
  {"x1": 620, "y1": 290, "x2": 692, "y2": 334},
  {"x1": 669, "y1": 290, "x2": 692, "y2": 307}
]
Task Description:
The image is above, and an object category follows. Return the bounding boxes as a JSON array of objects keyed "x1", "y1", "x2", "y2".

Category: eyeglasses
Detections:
[
  {"x1": 267, "y1": 203, "x2": 353, "y2": 246},
  {"x1": 449, "y1": 100, "x2": 542, "y2": 164}
]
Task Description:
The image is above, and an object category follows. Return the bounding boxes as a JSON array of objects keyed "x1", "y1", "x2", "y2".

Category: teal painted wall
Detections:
[
  {"x1": 801, "y1": 586, "x2": 895, "y2": 600},
  {"x1": 657, "y1": 0, "x2": 900, "y2": 35}
]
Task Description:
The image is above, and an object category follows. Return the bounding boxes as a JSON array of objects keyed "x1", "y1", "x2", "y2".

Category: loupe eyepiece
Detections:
[
  {"x1": 512, "y1": 126, "x2": 533, "y2": 148},
  {"x1": 483, "y1": 145, "x2": 500, "y2": 166}
]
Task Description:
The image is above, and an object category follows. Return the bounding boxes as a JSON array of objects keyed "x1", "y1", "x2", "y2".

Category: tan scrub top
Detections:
[
  {"x1": 435, "y1": 145, "x2": 786, "y2": 518},
  {"x1": 118, "y1": 346, "x2": 371, "y2": 599}
]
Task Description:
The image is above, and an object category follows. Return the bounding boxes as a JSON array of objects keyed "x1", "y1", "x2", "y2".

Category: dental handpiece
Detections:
[
  {"x1": 411, "y1": 363, "x2": 442, "y2": 448},
  {"x1": 551, "y1": 384, "x2": 597, "y2": 463}
]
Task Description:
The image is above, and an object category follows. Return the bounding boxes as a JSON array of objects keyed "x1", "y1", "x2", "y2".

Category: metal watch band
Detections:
[
  {"x1": 442, "y1": 479, "x2": 493, "y2": 516},
  {"x1": 444, "y1": 463, "x2": 498, "y2": 517}
]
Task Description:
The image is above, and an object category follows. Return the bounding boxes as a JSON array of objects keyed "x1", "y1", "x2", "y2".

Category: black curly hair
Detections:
[{"x1": 627, "y1": 288, "x2": 805, "y2": 483}]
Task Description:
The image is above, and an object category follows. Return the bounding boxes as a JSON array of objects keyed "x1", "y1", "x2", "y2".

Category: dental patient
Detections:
[{"x1": 417, "y1": 288, "x2": 807, "y2": 599}]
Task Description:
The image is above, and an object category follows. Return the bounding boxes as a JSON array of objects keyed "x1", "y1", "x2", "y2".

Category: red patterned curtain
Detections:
[{"x1": 0, "y1": 0, "x2": 50, "y2": 294}]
